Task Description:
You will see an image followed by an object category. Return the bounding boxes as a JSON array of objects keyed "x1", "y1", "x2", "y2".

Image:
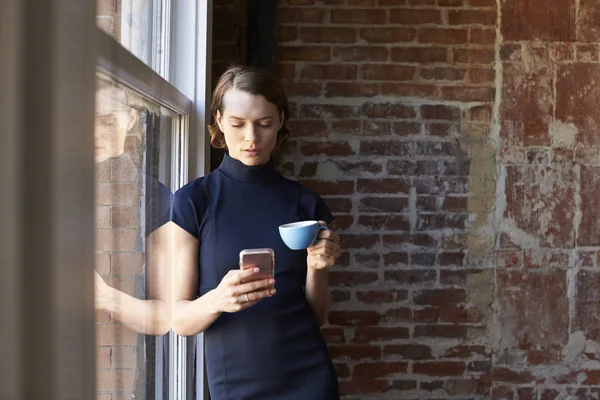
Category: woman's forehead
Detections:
[{"x1": 221, "y1": 89, "x2": 278, "y2": 117}]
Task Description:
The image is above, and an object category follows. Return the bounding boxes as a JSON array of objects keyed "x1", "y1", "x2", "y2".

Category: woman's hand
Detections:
[
  {"x1": 94, "y1": 270, "x2": 114, "y2": 312},
  {"x1": 307, "y1": 221, "x2": 341, "y2": 270},
  {"x1": 211, "y1": 268, "x2": 276, "y2": 314}
]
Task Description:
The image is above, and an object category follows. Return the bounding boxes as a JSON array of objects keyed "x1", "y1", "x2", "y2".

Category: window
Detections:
[{"x1": 1, "y1": 0, "x2": 211, "y2": 398}]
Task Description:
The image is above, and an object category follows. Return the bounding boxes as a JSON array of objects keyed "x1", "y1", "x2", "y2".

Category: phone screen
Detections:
[{"x1": 239, "y1": 248, "x2": 274, "y2": 282}]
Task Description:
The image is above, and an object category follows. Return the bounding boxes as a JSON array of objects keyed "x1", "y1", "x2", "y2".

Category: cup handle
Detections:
[
  {"x1": 309, "y1": 225, "x2": 329, "y2": 247},
  {"x1": 319, "y1": 225, "x2": 329, "y2": 231}
]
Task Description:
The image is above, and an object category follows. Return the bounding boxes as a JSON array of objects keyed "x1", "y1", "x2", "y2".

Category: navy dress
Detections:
[{"x1": 171, "y1": 153, "x2": 339, "y2": 400}]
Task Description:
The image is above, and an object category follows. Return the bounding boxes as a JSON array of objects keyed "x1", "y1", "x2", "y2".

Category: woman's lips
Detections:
[{"x1": 242, "y1": 149, "x2": 261, "y2": 157}]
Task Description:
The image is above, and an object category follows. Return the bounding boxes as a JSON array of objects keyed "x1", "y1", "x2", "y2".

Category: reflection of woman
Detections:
[
  {"x1": 171, "y1": 65, "x2": 342, "y2": 399},
  {"x1": 93, "y1": 79, "x2": 172, "y2": 399},
  {"x1": 93, "y1": 80, "x2": 171, "y2": 336}
]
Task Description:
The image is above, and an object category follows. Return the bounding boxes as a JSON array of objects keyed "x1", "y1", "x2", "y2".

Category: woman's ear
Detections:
[
  {"x1": 216, "y1": 110, "x2": 224, "y2": 132},
  {"x1": 126, "y1": 109, "x2": 139, "y2": 132},
  {"x1": 278, "y1": 111, "x2": 284, "y2": 130}
]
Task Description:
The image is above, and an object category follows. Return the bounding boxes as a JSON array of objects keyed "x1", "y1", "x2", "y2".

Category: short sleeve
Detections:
[
  {"x1": 170, "y1": 179, "x2": 208, "y2": 239},
  {"x1": 298, "y1": 185, "x2": 335, "y2": 225},
  {"x1": 145, "y1": 177, "x2": 173, "y2": 237}
]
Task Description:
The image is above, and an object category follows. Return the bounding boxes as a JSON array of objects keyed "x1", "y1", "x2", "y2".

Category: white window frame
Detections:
[{"x1": 0, "y1": 0, "x2": 212, "y2": 398}]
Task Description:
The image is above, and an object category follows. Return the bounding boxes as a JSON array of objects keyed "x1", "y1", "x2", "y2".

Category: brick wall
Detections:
[
  {"x1": 276, "y1": 0, "x2": 496, "y2": 398},
  {"x1": 494, "y1": 1, "x2": 600, "y2": 399}
]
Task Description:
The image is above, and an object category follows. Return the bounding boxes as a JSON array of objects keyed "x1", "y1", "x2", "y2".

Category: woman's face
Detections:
[
  {"x1": 94, "y1": 88, "x2": 137, "y2": 164},
  {"x1": 216, "y1": 88, "x2": 283, "y2": 166}
]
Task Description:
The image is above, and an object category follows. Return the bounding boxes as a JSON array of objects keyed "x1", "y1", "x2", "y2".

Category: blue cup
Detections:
[{"x1": 279, "y1": 220, "x2": 329, "y2": 250}]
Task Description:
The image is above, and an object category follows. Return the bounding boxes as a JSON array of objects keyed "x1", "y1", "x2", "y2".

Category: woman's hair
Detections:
[{"x1": 208, "y1": 65, "x2": 291, "y2": 149}]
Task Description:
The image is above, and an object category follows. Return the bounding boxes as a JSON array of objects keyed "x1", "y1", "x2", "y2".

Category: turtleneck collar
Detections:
[{"x1": 217, "y1": 152, "x2": 280, "y2": 183}]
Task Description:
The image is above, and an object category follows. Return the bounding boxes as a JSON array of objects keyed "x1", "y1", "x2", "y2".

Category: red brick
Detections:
[
  {"x1": 332, "y1": 119, "x2": 361, "y2": 134},
  {"x1": 448, "y1": 10, "x2": 496, "y2": 26},
  {"x1": 442, "y1": 196, "x2": 467, "y2": 211},
  {"x1": 413, "y1": 361, "x2": 466, "y2": 376},
  {"x1": 579, "y1": 166, "x2": 600, "y2": 245},
  {"x1": 336, "y1": 161, "x2": 383, "y2": 175},
  {"x1": 277, "y1": 46, "x2": 330, "y2": 61},
  {"x1": 408, "y1": 0, "x2": 435, "y2": 4},
  {"x1": 576, "y1": 44, "x2": 600, "y2": 62},
  {"x1": 357, "y1": 290, "x2": 407, "y2": 303},
  {"x1": 362, "y1": 64, "x2": 416, "y2": 81},
  {"x1": 300, "y1": 27, "x2": 356, "y2": 43},
  {"x1": 382, "y1": 252, "x2": 409, "y2": 265},
  {"x1": 574, "y1": 270, "x2": 600, "y2": 341},
  {"x1": 285, "y1": 82, "x2": 323, "y2": 96},
  {"x1": 355, "y1": 327, "x2": 410, "y2": 343},
  {"x1": 420, "y1": 104, "x2": 460, "y2": 120},
  {"x1": 328, "y1": 345, "x2": 381, "y2": 360},
  {"x1": 96, "y1": 370, "x2": 135, "y2": 392},
  {"x1": 300, "y1": 142, "x2": 354, "y2": 157},
  {"x1": 413, "y1": 307, "x2": 438, "y2": 322},
  {"x1": 502, "y1": 1, "x2": 576, "y2": 41},
  {"x1": 414, "y1": 289, "x2": 466, "y2": 305},
  {"x1": 338, "y1": 379, "x2": 390, "y2": 395},
  {"x1": 392, "y1": 46, "x2": 447, "y2": 63},
  {"x1": 359, "y1": 197, "x2": 409, "y2": 213},
  {"x1": 360, "y1": 140, "x2": 412, "y2": 156},
  {"x1": 390, "y1": 9, "x2": 442, "y2": 25},
  {"x1": 423, "y1": 122, "x2": 459, "y2": 137},
  {"x1": 340, "y1": 234, "x2": 380, "y2": 249},
  {"x1": 383, "y1": 233, "x2": 436, "y2": 247},
  {"x1": 378, "y1": 0, "x2": 406, "y2": 4},
  {"x1": 325, "y1": 198, "x2": 352, "y2": 213},
  {"x1": 300, "y1": 179, "x2": 354, "y2": 195},
  {"x1": 287, "y1": 120, "x2": 328, "y2": 137},
  {"x1": 556, "y1": 64, "x2": 600, "y2": 146},
  {"x1": 383, "y1": 307, "x2": 412, "y2": 322},
  {"x1": 329, "y1": 311, "x2": 381, "y2": 326},
  {"x1": 444, "y1": 345, "x2": 487, "y2": 358},
  {"x1": 440, "y1": 86, "x2": 494, "y2": 102},
  {"x1": 334, "y1": 363, "x2": 350, "y2": 378},
  {"x1": 300, "y1": 64, "x2": 357, "y2": 80},
  {"x1": 331, "y1": 9, "x2": 386, "y2": 24},
  {"x1": 492, "y1": 386, "x2": 515, "y2": 400},
  {"x1": 500, "y1": 43, "x2": 522, "y2": 61},
  {"x1": 497, "y1": 270, "x2": 568, "y2": 348},
  {"x1": 579, "y1": 0, "x2": 600, "y2": 42},
  {"x1": 415, "y1": 324, "x2": 467, "y2": 338},
  {"x1": 361, "y1": 102, "x2": 416, "y2": 119},
  {"x1": 276, "y1": 63, "x2": 295, "y2": 81},
  {"x1": 353, "y1": 361, "x2": 408, "y2": 379},
  {"x1": 469, "y1": 67, "x2": 495, "y2": 84},
  {"x1": 325, "y1": 82, "x2": 379, "y2": 97},
  {"x1": 420, "y1": 67, "x2": 467, "y2": 82},
  {"x1": 277, "y1": 26, "x2": 297, "y2": 42},
  {"x1": 384, "y1": 344, "x2": 433, "y2": 360},
  {"x1": 501, "y1": 63, "x2": 553, "y2": 146},
  {"x1": 329, "y1": 271, "x2": 379, "y2": 287},
  {"x1": 392, "y1": 121, "x2": 421, "y2": 135},
  {"x1": 492, "y1": 367, "x2": 535, "y2": 384},
  {"x1": 333, "y1": 46, "x2": 388, "y2": 62},
  {"x1": 277, "y1": 7, "x2": 326, "y2": 23},
  {"x1": 357, "y1": 178, "x2": 411, "y2": 194},
  {"x1": 358, "y1": 215, "x2": 410, "y2": 230},
  {"x1": 453, "y1": 48, "x2": 494, "y2": 64},
  {"x1": 467, "y1": 0, "x2": 495, "y2": 5},
  {"x1": 505, "y1": 163, "x2": 575, "y2": 248},
  {"x1": 439, "y1": 269, "x2": 467, "y2": 285},
  {"x1": 299, "y1": 104, "x2": 357, "y2": 119},
  {"x1": 527, "y1": 349, "x2": 563, "y2": 365},
  {"x1": 471, "y1": 28, "x2": 495, "y2": 45},
  {"x1": 496, "y1": 250, "x2": 521, "y2": 268},
  {"x1": 384, "y1": 269, "x2": 437, "y2": 284},
  {"x1": 360, "y1": 27, "x2": 417, "y2": 43},
  {"x1": 438, "y1": 0, "x2": 463, "y2": 6},
  {"x1": 419, "y1": 28, "x2": 468, "y2": 44},
  {"x1": 446, "y1": 378, "x2": 490, "y2": 396},
  {"x1": 381, "y1": 83, "x2": 438, "y2": 97}
]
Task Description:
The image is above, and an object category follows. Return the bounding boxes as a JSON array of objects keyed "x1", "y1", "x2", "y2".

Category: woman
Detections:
[{"x1": 170, "y1": 65, "x2": 342, "y2": 399}]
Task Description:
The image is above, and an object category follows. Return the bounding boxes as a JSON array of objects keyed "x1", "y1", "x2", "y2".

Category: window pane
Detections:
[
  {"x1": 94, "y1": 73, "x2": 174, "y2": 399},
  {"x1": 96, "y1": 0, "x2": 169, "y2": 76}
]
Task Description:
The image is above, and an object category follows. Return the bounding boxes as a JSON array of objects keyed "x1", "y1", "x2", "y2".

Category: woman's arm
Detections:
[
  {"x1": 170, "y1": 223, "x2": 276, "y2": 336},
  {"x1": 305, "y1": 222, "x2": 341, "y2": 326},
  {"x1": 95, "y1": 223, "x2": 172, "y2": 336}
]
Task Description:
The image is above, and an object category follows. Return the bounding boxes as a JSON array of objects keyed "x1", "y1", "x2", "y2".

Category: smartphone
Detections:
[{"x1": 239, "y1": 248, "x2": 275, "y2": 282}]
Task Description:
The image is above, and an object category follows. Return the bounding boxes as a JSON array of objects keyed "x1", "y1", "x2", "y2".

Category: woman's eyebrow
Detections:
[{"x1": 228, "y1": 116, "x2": 274, "y2": 121}]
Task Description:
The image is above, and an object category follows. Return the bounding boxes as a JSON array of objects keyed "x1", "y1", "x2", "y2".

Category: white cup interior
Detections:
[{"x1": 280, "y1": 220, "x2": 317, "y2": 229}]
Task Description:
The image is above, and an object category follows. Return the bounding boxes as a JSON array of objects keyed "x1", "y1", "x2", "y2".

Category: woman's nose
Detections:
[{"x1": 243, "y1": 123, "x2": 259, "y2": 143}]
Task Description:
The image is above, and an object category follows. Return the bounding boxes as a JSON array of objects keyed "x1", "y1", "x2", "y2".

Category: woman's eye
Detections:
[
  {"x1": 231, "y1": 124, "x2": 243, "y2": 128},
  {"x1": 259, "y1": 123, "x2": 272, "y2": 128}
]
